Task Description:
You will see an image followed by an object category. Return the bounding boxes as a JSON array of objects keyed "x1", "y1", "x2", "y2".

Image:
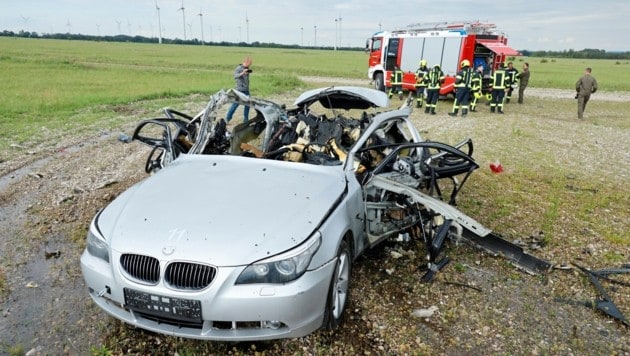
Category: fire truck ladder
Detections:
[{"x1": 393, "y1": 21, "x2": 497, "y2": 35}]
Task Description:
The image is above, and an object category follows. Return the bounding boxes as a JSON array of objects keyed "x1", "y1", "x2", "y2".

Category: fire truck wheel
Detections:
[{"x1": 374, "y1": 73, "x2": 385, "y2": 92}]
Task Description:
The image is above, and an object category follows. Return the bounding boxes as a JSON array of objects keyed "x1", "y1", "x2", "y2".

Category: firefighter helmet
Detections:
[
  {"x1": 460, "y1": 59, "x2": 470, "y2": 68},
  {"x1": 419, "y1": 59, "x2": 427, "y2": 67},
  {"x1": 433, "y1": 63, "x2": 440, "y2": 68}
]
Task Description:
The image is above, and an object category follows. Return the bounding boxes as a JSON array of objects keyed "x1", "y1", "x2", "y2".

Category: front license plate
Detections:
[{"x1": 124, "y1": 288, "x2": 202, "y2": 323}]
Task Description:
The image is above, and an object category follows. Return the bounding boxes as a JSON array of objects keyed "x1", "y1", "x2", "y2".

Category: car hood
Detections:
[
  {"x1": 293, "y1": 86, "x2": 389, "y2": 110},
  {"x1": 101, "y1": 155, "x2": 346, "y2": 266}
]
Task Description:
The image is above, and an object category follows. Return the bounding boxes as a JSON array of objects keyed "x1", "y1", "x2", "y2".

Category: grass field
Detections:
[{"x1": 1, "y1": 37, "x2": 629, "y2": 153}]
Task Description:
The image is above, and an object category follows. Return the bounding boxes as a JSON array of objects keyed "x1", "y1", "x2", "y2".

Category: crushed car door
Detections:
[
  {"x1": 344, "y1": 107, "x2": 425, "y2": 248},
  {"x1": 360, "y1": 139, "x2": 551, "y2": 279},
  {"x1": 132, "y1": 105, "x2": 204, "y2": 173}
]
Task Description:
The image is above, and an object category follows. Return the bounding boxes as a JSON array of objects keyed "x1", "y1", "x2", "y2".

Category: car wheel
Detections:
[
  {"x1": 374, "y1": 72, "x2": 385, "y2": 92},
  {"x1": 323, "y1": 239, "x2": 351, "y2": 330}
]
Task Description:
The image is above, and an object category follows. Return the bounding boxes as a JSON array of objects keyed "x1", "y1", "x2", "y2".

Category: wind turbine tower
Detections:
[
  {"x1": 246, "y1": 13, "x2": 249, "y2": 43},
  {"x1": 66, "y1": 19, "x2": 72, "y2": 34},
  {"x1": 198, "y1": 9, "x2": 204, "y2": 44},
  {"x1": 178, "y1": 0, "x2": 186, "y2": 40},
  {"x1": 155, "y1": 0, "x2": 162, "y2": 44}
]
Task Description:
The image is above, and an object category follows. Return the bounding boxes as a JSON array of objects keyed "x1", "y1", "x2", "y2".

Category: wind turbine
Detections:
[
  {"x1": 334, "y1": 18, "x2": 338, "y2": 50},
  {"x1": 96, "y1": 24, "x2": 101, "y2": 37},
  {"x1": 127, "y1": 19, "x2": 132, "y2": 35},
  {"x1": 155, "y1": 0, "x2": 162, "y2": 44},
  {"x1": 20, "y1": 15, "x2": 29, "y2": 29},
  {"x1": 245, "y1": 13, "x2": 249, "y2": 43},
  {"x1": 116, "y1": 20, "x2": 122, "y2": 34},
  {"x1": 19, "y1": 15, "x2": 30, "y2": 36},
  {"x1": 66, "y1": 19, "x2": 72, "y2": 34},
  {"x1": 197, "y1": 9, "x2": 204, "y2": 44},
  {"x1": 338, "y1": 16, "x2": 342, "y2": 48},
  {"x1": 178, "y1": 0, "x2": 186, "y2": 40}
]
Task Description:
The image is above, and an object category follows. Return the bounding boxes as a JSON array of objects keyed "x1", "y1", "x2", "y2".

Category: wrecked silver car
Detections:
[{"x1": 80, "y1": 87, "x2": 550, "y2": 341}]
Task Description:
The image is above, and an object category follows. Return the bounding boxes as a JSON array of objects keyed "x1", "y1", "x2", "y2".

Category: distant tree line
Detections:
[
  {"x1": 4, "y1": 30, "x2": 628, "y2": 58},
  {"x1": 0, "y1": 30, "x2": 364, "y2": 51},
  {"x1": 520, "y1": 48, "x2": 630, "y2": 60}
]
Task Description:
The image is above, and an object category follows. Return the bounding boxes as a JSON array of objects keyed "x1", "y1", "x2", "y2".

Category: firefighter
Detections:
[
  {"x1": 449, "y1": 59, "x2": 473, "y2": 117},
  {"x1": 414, "y1": 59, "x2": 429, "y2": 108},
  {"x1": 505, "y1": 61, "x2": 519, "y2": 103},
  {"x1": 424, "y1": 64, "x2": 444, "y2": 115},
  {"x1": 389, "y1": 65, "x2": 404, "y2": 100},
  {"x1": 490, "y1": 62, "x2": 509, "y2": 114},
  {"x1": 469, "y1": 65, "x2": 484, "y2": 112}
]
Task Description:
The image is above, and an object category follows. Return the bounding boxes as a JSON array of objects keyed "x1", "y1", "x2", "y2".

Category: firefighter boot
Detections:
[
  {"x1": 424, "y1": 106, "x2": 430, "y2": 114},
  {"x1": 490, "y1": 106, "x2": 496, "y2": 113},
  {"x1": 498, "y1": 108, "x2": 504, "y2": 114},
  {"x1": 461, "y1": 108, "x2": 468, "y2": 117},
  {"x1": 416, "y1": 100, "x2": 422, "y2": 108},
  {"x1": 448, "y1": 109, "x2": 458, "y2": 116},
  {"x1": 430, "y1": 107, "x2": 436, "y2": 115}
]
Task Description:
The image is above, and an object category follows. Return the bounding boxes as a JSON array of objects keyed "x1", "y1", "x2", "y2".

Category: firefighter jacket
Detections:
[
  {"x1": 506, "y1": 68, "x2": 519, "y2": 86},
  {"x1": 471, "y1": 70, "x2": 483, "y2": 92},
  {"x1": 415, "y1": 66, "x2": 429, "y2": 88},
  {"x1": 454, "y1": 68, "x2": 473, "y2": 89},
  {"x1": 426, "y1": 67, "x2": 445, "y2": 90},
  {"x1": 390, "y1": 68, "x2": 404, "y2": 85},
  {"x1": 491, "y1": 68, "x2": 509, "y2": 90}
]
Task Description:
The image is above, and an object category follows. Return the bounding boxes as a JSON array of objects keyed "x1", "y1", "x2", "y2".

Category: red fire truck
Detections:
[{"x1": 366, "y1": 21, "x2": 520, "y2": 96}]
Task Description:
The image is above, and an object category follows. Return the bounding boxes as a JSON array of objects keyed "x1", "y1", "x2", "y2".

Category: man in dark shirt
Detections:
[
  {"x1": 226, "y1": 57, "x2": 252, "y2": 123},
  {"x1": 575, "y1": 67, "x2": 598, "y2": 119},
  {"x1": 517, "y1": 62, "x2": 530, "y2": 104}
]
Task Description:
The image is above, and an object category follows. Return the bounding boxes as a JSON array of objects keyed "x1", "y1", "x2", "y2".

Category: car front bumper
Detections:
[{"x1": 80, "y1": 250, "x2": 336, "y2": 341}]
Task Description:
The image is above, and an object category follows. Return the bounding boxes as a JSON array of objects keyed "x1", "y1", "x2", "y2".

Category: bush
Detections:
[{"x1": 540, "y1": 58, "x2": 549, "y2": 63}]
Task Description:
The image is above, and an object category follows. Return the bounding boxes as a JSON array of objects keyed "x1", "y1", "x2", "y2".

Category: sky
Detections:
[{"x1": 0, "y1": 0, "x2": 627, "y2": 52}]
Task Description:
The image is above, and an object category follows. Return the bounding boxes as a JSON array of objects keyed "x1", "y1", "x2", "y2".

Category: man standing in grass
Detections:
[
  {"x1": 575, "y1": 67, "x2": 598, "y2": 119},
  {"x1": 226, "y1": 56, "x2": 252, "y2": 123},
  {"x1": 517, "y1": 62, "x2": 530, "y2": 104}
]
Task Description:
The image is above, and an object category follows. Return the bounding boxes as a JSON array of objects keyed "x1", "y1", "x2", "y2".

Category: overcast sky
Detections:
[{"x1": 1, "y1": 0, "x2": 627, "y2": 51}]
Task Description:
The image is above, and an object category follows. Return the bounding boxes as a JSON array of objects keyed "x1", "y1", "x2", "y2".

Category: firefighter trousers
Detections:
[
  {"x1": 425, "y1": 89, "x2": 440, "y2": 113},
  {"x1": 490, "y1": 89, "x2": 505, "y2": 112}
]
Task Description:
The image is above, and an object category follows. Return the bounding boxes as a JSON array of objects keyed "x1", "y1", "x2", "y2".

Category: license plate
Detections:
[{"x1": 124, "y1": 288, "x2": 202, "y2": 323}]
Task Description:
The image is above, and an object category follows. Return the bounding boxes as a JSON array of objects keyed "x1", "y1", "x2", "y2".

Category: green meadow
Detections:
[{"x1": 0, "y1": 37, "x2": 628, "y2": 151}]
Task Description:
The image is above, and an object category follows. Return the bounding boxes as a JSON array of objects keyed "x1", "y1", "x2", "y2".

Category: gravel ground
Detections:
[{"x1": 0, "y1": 80, "x2": 628, "y2": 355}]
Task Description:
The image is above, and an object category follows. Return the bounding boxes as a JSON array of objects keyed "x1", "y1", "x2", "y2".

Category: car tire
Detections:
[
  {"x1": 374, "y1": 72, "x2": 385, "y2": 92},
  {"x1": 323, "y1": 239, "x2": 351, "y2": 330}
]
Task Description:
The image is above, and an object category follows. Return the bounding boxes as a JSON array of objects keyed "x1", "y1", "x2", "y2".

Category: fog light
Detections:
[{"x1": 262, "y1": 320, "x2": 283, "y2": 330}]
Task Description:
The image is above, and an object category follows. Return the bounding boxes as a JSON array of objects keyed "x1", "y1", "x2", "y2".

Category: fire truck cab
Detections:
[{"x1": 366, "y1": 21, "x2": 520, "y2": 97}]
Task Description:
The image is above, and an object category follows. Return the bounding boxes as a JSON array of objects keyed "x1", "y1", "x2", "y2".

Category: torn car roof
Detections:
[{"x1": 293, "y1": 86, "x2": 389, "y2": 110}]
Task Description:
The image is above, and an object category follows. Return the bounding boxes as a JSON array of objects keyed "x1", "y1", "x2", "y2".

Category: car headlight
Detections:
[
  {"x1": 86, "y1": 211, "x2": 109, "y2": 263},
  {"x1": 235, "y1": 232, "x2": 321, "y2": 284}
]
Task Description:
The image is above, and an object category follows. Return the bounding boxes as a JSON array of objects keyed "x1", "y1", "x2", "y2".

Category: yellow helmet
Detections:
[
  {"x1": 419, "y1": 59, "x2": 427, "y2": 67},
  {"x1": 460, "y1": 59, "x2": 470, "y2": 68}
]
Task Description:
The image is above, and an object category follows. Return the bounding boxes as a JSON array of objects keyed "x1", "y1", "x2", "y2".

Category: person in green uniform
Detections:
[{"x1": 575, "y1": 67, "x2": 598, "y2": 119}]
